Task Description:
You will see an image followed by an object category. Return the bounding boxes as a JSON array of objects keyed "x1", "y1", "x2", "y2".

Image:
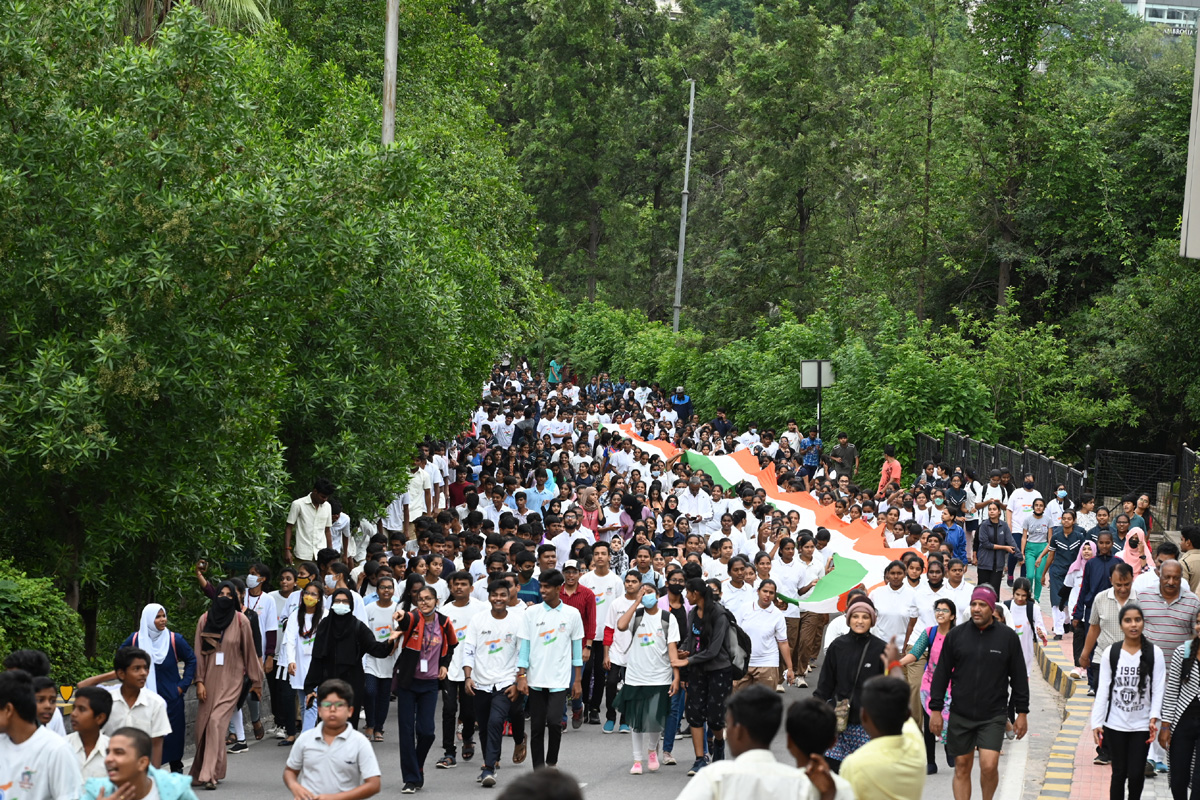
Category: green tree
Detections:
[{"x1": 0, "y1": 1, "x2": 537, "y2": 652}]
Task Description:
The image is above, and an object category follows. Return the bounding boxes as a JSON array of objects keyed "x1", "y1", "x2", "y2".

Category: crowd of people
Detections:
[{"x1": 1, "y1": 358, "x2": 1191, "y2": 800}]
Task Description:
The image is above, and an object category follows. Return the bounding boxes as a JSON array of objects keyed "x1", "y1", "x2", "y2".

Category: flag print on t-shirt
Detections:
[
  {"x1": 486, "y1": 632, "x2": 515, "y2": 655},
  {"x1": 636, "y1": 629, "x2": 658, "y2": 647},
  {"x1": 539, "y1": 622, "x2": 568, "y2": 646}
]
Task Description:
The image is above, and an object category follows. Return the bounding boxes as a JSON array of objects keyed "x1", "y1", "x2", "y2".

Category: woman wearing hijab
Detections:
[
  {"x1": 1120, "y1": 527, "x2": 1152, "y2": 575},
  {"x1": 1065, "y1": 541, "x2": 1096, "y2": 679},
  {"x1": 190, "y1": 581, "x2": 264, "y2": 790},
  {"x1": 577, "y1": 486, "x2": 601, "y2": 532},
  {"x1": 120, "y1": 604, "x2": 196, "y2": 773},
  {"x1": 620, "y1": 493, "x2": 653, "y2": 540},
  {"x1": 303, "y1": 587, "x2": 398, "y2": 730}
]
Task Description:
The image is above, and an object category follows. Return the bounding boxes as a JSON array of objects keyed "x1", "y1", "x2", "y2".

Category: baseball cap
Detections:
[
  {"x1": 563, "y1": 560, "x2": 580, "y2": 571},
  {"x1": 676, "y1": 386, "x2": 684, "y2": 393}
]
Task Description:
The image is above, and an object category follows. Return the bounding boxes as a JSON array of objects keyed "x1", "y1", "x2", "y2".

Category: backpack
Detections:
[{"x1": 723, "y1": 607, "x2": 752, "y2": 680}]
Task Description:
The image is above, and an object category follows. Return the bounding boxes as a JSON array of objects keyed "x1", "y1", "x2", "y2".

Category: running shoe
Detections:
[
  {"x1": 227, "y1": 741, "x2": 248, "y2": 755},
  {"x1": 662, "y1": 752, "x2": 677, "y2": 766},
  {"x1": 630, "y1": 762, "x2": 643, "y2": 775},
  {"x1": 602, "y1": 720, "x2": 616, "y2": 734},
  {"x1": 619, "y1": 724, "x2": 631, "y2": 734},
  {"x1": 572, "y1": 709, "x2": 584, "y2": 729},
  {"x1": 402, "y1": 783, "x2": 418, "y2": 794},
  {"x1": 481, "y1": 771, "x2": 496, "y2": 788},
  {"x1": 648, "y1": 751, "x2": 660, "y2": 772},
  {"x1": 687, "y1": 757, "x2": 708, "y2": 776}
]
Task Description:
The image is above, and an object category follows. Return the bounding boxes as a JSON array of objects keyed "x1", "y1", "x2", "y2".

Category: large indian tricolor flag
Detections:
[{"x1": 603, "y1": 422, "x2": 906, "y2": 613}]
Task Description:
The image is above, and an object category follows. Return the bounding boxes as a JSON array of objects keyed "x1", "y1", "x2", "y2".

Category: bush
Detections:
[{"x1": 0, "y1": 560, "x2": 89, "y2": 684}]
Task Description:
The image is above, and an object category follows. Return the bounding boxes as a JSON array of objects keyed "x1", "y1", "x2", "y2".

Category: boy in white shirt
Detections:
[
  {"x1": 67, "y1": 686, "x2": 112, "y2": 780},
  {"x1": 0, "y1": 669, "x2": 82, "y2": 799},
  {"x1": 464, "y1": 580, "x2": 527, "y2": 786},
  {"x1": 517, "y1": 570, "x2": 585, "y2": 770},
  {"x1": 285, "y1": 679, "x2": 381, "y2": 800}
]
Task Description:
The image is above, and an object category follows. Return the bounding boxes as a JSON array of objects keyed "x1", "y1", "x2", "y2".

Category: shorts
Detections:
[
  {"x1": 947, "y1": 712, "x2": 1007, "y2": 756},
  {"x1": 802, "y1": 465, "x2": 819, "y2": 479}
]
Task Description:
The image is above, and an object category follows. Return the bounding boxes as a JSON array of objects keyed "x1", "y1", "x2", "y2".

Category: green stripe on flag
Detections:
[
  {"x1": 682, "y1": 451, "x2": 740, "y2": 490},
  {"x1": 805, "y1": 558, "x2": 868, "y2": 603}
]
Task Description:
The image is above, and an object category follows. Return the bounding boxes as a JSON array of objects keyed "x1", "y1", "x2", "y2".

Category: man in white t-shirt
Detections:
[
  {"x1": 517, "y1": 571, "x2": 585, "y2": 770},
  {"x1": 464, "y1": 579, "x2": 526, "y2": 786},
  {"x1": 403, "y1": 453, "x2": 434, "y2": 537},
  {"x1": 1005, "y1": 472, "x2": 1042, "y2": 581},
  {"x1": 600, "y1": 571, "x2": 643, "y2": 733},
  {"x1": 0, "y1": 670, "x2": 83, "y2": 800}
]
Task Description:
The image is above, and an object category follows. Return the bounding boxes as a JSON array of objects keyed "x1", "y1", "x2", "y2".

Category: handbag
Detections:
[{"x1": 834, "y1": 641, "x2": 869, "y2": 734}]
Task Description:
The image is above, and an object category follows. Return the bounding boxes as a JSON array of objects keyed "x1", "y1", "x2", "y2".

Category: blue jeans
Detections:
[
  {"x1": 663, "y1": 687, "x2": 686, "y2": 754},
  {"x1": 364, "y1": 674, "x2": 391, "y2": 733},
  {"x1": 296, "y1": 689, "x2": 318, "y2": 732},
  {"x1": 396, "y1": 679, "x2": 438, "y2": 785}
]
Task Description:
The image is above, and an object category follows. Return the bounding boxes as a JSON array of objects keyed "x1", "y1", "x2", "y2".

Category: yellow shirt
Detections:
[{"x1": 840, "y1": 718, "x2": 926, "y2": 800}]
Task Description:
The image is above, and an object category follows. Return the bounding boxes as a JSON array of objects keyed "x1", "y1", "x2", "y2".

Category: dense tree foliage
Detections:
[
  {"x1": 0, "y1": 0, "x2": 537, "y2": 652},
  {"x1": 463, "y1": 0, "x2": 1200, "y2": 451}
]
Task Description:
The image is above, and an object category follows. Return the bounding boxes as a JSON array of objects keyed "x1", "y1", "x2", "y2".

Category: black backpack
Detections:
[{"x1": 723, "y1": 606, "x2": 752, "y2": 680}]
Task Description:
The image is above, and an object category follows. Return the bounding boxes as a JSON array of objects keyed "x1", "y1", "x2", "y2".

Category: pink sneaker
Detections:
[
  {"x1": 630, "y1": 762, "x2": 643, "y2": 775},
  {"x1": 648, "y1": 751, "x2": 660, "y2": 772}
]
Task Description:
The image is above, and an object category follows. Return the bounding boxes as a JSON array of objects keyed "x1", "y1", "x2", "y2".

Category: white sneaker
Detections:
[
  {"x1": 775, "y1": 684, "x2": 786, "y2": 693},
  {"x1": 795, "y1": 677, "x2": 808, "y2": 689},
  {"x1": 274, "y1": 728, "x2": 287, "y2": 739}
]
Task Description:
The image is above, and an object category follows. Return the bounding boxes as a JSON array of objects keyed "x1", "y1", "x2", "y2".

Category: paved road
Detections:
[{"x1": 193, "y1": 651, "x2": 1061, "y2": 799}]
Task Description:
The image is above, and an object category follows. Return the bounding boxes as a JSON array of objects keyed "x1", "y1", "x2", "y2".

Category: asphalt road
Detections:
[{"x1": 193, "y1": 650, "x2": 1060, "y2": 800}]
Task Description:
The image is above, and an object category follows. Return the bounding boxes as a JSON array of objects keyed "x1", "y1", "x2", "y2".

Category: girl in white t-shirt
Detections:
[
  {"x1": 1091, "y1": 602, "x2": 1164, "y2": 800},
  {"x1": 613, "y1": 585, "x2": 681, "y2": 775}
]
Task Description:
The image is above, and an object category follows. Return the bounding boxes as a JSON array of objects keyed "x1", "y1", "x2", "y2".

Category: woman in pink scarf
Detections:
[
  {"x1": 1117, "y1": 526, "x2": 1151, "y2": 573},
  {"x1": 1065, "y1": 540, "x2": 1095, "y2": 678}
]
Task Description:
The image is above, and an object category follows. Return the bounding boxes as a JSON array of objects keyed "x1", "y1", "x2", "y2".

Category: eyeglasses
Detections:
[
  {"x1": 319, "y1": 701, "x2": 348, "y2": 709},
  {"x1": 935, "y1": 608, "x2": 952, "y2": 615}
]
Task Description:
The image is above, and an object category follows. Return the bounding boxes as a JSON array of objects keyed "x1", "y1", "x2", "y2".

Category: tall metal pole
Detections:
[
  {"x1": 381, "y1": 0, "x2": 399, "y2": 146},
  {"x1": 672, "y1": 79, "x2": 696, "y2": 333}
]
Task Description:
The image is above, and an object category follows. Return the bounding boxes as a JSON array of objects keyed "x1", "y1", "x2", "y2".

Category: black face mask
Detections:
[{"x1": 667, "y1": 584, "x2": 684, "y2": 595}]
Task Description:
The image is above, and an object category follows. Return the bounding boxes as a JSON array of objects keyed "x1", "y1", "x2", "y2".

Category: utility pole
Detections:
[
  {"x1": 381, "y1": 0, "x2": 399, "y2": 146},
  {"x1": 672, "y1": 79, "x2": 696, "y2": 333}
]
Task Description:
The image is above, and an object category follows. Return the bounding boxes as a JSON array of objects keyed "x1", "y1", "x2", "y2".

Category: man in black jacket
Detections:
[{"x1": 928, "y1": 585, "x2": 1029, "y2": 800}]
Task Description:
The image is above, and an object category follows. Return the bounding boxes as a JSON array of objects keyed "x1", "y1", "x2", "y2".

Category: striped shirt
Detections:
[
  {"x1": 1162, "y1": 640, "x2": 1200, "y2": 726},
  {"x1": 1140, "y1": 590, "x2": 1200, "y2": 652},
  {"x1": 1089, "y1": 589, "x2": 1138, "y2": 653}
]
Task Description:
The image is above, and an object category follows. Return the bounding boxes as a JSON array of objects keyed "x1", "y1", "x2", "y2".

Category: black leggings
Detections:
[
  {"x1": 977, "y1": 568, "x2": 1003, "y2": 596},
  {"x1": 1170, "y1": 703, "x2": 1200, "y2": 800},
  {"x1": 1106, "y1": 727, "x2": 1150, "y2": 800}
]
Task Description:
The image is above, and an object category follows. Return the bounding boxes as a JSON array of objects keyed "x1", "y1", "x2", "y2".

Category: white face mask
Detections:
[
  {"x1": 246, "y1": 575, "x2": 261, "y2": 589},
  {"x1": 324, "y1": 575, "x2": 337, "y2": 590},
  {"x1": 331, "y1": 604, "x2": 351, "y2": 616}
]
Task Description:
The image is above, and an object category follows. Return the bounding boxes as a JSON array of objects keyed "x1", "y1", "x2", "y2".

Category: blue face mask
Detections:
[
  {"x1": 641, "y1": 593, "x2": 657, "y2": 609},
  {"x1": 1057, "y1": 490, "x2": 1068, "y2": 499}
]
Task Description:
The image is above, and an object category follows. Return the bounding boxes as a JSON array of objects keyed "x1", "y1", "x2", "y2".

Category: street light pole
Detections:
[
  {"x1": 672, "y1": 79, "x2": 696, "y2": 333},
  {"x1": 381, "y1": 0, "x2": 399, "y2": 146}
]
